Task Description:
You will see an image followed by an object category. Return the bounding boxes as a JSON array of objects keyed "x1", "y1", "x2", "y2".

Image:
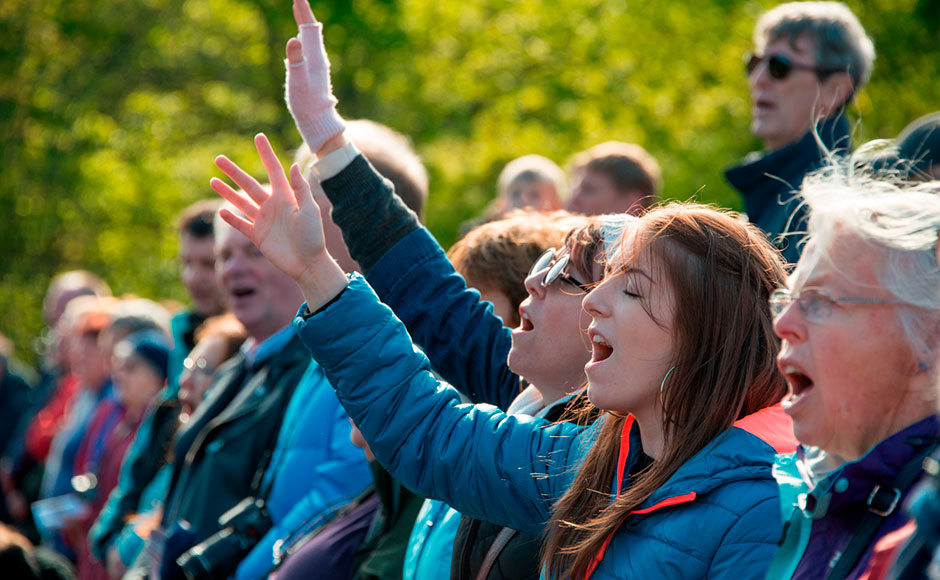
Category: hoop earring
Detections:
[{"x1": 660, "y1": 366, "x2": 676, "y2": 403}]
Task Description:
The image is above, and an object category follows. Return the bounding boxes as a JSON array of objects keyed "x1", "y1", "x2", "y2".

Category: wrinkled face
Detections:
[
  {"x1": 567, "y1": 169, "x2": 640, "y2": 216},
  {"x1": 773, "y1": 236, "x2": 927, "y2": 460},
  {"x1": 216, "y1": 222, "x2": 304, "y2": 342},
  {"x1": 180, "y1": 233, "x2": 224, "y2": 318},
  {"x1": 509, "y1": 245, "x2": 598, "y2": 401},
  {"x1": 582, "y1": 248, "x2": 675, "y2": 414},
  {"x1": 505, "y1": 180, "x2": 562, "y2": 213},
  {"x1": 749, "y1": 35, "x2": 829, "y2": 151},
  {"x1": 178, "y1": 334, "x2": 229, "y2": 414},
  {"x1": 112, "y1": 347, "x2": 163, "y2": 414}
]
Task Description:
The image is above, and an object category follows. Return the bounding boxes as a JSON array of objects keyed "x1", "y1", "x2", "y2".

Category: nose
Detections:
[
  {"x1": 749, "y1": 60, "x2": 772, "y2": 91},
  {"x1": 771, "y1": 299, "x2": 806, "y2": 343},
  {"x1": 523, "y1": 267, "x2": 548, "y2": 300},
  {"x1": 582, "y1": 278, "x2": 610, "y2": 319}
]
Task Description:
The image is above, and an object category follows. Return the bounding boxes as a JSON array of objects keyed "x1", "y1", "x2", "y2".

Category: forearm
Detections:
[
  {"x1": 317, "y1": 151, "x2": 422, "y2": 274},
  {"x1": 293, "y1": 275, "x2": 578, "y2": 535},
  {"x1": 366, "y1": 229, "x2": 519, "y2": 409}
]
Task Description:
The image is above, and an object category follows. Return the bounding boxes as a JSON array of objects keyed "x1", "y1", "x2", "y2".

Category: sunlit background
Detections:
[{"x1": 2, "y1": 0, "x2": 938, "y2": 364}]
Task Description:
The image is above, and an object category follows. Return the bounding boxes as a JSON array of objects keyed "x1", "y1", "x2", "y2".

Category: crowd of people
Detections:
[{"x1": 1, "y1": 1, "x2": 939, "y2": 579}]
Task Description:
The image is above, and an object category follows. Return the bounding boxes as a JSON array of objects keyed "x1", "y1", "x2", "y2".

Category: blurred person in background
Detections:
[
  {"x1": 73, "y1": 329, "x2": 171, "y2": 580},
  {"x1": 90, "y1": 314, "x2": 246, "y2": 579},
  {"x1": 565, "y1": 141, "x2": 661, "y2": 216},
  {"x1": 725, "y1": 1, "x2": 874, "y2": 265},
  {"x1": 1, "y1": 272, "x2": 111, "y2": 541},
  {"x1": 169, "y1": 200, "x2": 226, "y2": 395},
  {"x1": 459, "y1": 155, "x2": 568, "y2": 234}
]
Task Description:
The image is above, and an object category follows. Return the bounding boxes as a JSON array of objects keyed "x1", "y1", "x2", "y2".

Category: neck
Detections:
[
  {"x1": 632, "y1": 410, "x2": 666, "y2": 460},
  {"x1": 536, "y1": 374, "x2": 586, "y2": 407}
]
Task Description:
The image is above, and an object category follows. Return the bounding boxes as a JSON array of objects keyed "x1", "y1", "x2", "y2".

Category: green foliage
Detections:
[{"x1": 2, "y1": 0, "x2": 938, "y2": 366}]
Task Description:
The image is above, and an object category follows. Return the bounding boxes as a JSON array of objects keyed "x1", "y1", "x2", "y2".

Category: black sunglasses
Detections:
[
  {"x1": 529, "y1": 249, "x2": 591, "y2": 293},
  {"x1": 745, "y1": 52, "x2": 838, "y2": 81}
]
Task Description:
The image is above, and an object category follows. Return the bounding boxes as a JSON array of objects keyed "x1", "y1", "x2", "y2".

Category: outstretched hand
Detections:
[
  {"x1": 210, "y1": 133, "x2": 348, "y2": 309},
  {"x1": 285, "y1": 0, "x2": 346, "y2": 153}
]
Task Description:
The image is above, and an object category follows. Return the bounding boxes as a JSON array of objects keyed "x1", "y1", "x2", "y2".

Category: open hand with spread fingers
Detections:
[{"x1": 210, "y1": 133, "x2": 349, "y2": 309}]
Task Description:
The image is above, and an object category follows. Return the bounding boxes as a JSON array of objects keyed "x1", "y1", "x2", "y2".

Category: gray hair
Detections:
[
  {"x1": 754, "y1": 2, "x2": 875, "y2": 90},
  {"x1": 800, "y1": 166, "x2": 940, "y2": 357},
  {"x1": 497, "y1": 154, "x2": 569, "y2": 202}
]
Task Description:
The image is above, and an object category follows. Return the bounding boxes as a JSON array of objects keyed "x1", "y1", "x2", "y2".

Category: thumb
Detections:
[{"x1": 289, "y1": 163, "x2": 317, "y2": 213}]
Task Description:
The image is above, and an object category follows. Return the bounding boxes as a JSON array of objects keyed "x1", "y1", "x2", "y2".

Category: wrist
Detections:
[
  {"x1": 296, "y1": 255, "x2": 349, "y2": 312},
  {"x1": 316, "y1": 131, "x2": 350, "y2": 159}
]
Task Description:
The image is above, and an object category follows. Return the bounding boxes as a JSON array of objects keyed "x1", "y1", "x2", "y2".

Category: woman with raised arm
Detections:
[{"x1": 209, "y1": 129, "x2": 794, "y2": 578}]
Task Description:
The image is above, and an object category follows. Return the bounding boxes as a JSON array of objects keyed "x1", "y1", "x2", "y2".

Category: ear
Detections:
[{"x1": 817, "y1": 72, "x2": 854, "y2": 118}]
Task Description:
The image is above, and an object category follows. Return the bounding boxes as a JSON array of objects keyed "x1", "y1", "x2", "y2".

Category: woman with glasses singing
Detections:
[{"x1": 763, "y1": 170, "x2": 940, "y2": 579}]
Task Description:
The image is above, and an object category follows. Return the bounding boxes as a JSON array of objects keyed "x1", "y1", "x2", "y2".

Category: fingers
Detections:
[
  {"x1": 293, "y1": 0, "x2": 316, "y2": 26},
  {"x1": 286, "y1": 37, "x2": 303, "y2": 64},
  {"x1": 299, "y1": 21, "x2": 326, "y2": 68},
  {"x1": 289, "y1": 163, "x2": 316, "y2": 212},
  {"x1": 215, "y1": 155, "x2": 269, "y2": 206},
  {"x1": 209, "y1": 177, "x2": 260, "y2": 219},
  {"x1": 218, "y1": 207, "x2": 256, "y2": 240},
  {"x1": 253, "y1": 133, "x2": 291, "y2": 192}
]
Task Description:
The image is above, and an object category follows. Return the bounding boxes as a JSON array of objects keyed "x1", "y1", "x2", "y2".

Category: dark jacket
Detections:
[
  {"x1": 159, "y1": 332, "x2": 309, "y2": 571},
  {"x1": 88, "y1": 398, "x2": 180, "y2": 560},
  {"x1": 450, "y1": 401, "x2": 573, "y2": 580},
  {"x1": 725, "y1": 115, "x2": 851, "y2": 265}
]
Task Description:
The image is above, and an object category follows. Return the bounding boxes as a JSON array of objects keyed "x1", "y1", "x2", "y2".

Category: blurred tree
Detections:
[{"x1": 2, "y1": 0, "x2": 937, "y2": 365}]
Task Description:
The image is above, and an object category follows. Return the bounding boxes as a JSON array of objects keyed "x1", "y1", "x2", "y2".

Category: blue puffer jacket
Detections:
[
  {"x1": 294, "y1": 276, "x2": 795, "y2": 580},
  {"x1": 234, "y1": 360, "x2": 371, "y2": 580}
]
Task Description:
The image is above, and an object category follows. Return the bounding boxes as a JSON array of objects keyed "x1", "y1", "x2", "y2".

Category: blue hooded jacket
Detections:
[{"x1": 293, "y1": 276, "x2": 795, "y2": 580}]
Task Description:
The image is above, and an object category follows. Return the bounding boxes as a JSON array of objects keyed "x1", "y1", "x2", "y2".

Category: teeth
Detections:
[
  {"x1": 592, "y1": 334, "x2": 610, "y2": 346},
  {"x1": 522, "y1": 313, "x2": 530, "y2": 321},
  {"x1": 783, "y1": 365, "x2": 800, "y2": 374}
]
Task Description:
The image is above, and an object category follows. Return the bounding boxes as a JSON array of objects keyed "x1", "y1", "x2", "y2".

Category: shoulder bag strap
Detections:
[
  {"x1": 825, "y1": 441, "x2": 940, "y2": 580},
  {"x1": 476, "y1": 526, "x2": 518, "y2": 580}
]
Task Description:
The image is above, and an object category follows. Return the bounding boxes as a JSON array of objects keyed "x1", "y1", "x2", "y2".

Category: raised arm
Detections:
[
  {"x1": 210, "y1": 137, "x2": 585, "y2": 533},
  {"x1": 283, "y1": 1, "x2": 520, "y2": 408}
]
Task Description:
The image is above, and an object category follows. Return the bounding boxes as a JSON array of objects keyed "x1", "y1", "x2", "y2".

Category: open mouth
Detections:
[
  {"x1": 781, "y1": 364, "x2": 814, "y2": 409},
  {"x1": 518, "y1": 311, "x2": 534, "y2": 332},
  {"x1": 590, "y1": 330, "x2": 613, "y2": 363}
]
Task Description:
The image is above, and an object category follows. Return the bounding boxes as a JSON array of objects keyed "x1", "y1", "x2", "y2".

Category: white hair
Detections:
[
  {"x1": 497, "y1": 154, "x2": 569, "y2": 203},
  {"x1": 800, "y1": 165, "x2": 940, "y2": 356}
]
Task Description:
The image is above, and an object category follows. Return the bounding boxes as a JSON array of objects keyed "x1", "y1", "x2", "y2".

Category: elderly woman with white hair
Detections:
[{"x1": 765, "y1": 171, "x2": 940, "y2": 579}]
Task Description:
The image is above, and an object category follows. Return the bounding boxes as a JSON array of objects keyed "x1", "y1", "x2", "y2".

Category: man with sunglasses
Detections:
[{"x1": 725, "y1": 1, "x2": 874, "y2": 266}]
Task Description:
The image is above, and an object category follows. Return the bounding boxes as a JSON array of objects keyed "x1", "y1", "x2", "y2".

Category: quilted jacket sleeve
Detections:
[
  {"x1": 322, "y1": 159, "x2": 519, "y2": 410},
  {"x1": 293, "y1": 275, "x2": 586, "y2": 536}
]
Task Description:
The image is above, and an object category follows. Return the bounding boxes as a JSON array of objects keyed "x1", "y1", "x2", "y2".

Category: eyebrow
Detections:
[{"x1": 623, "y1": 266, "x2": 653, "y2": 282}]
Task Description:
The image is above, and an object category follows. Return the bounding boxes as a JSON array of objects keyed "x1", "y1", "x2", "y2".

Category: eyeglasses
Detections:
[
  {"x1": 530, "y1": 249, "x2": 591, "y2": 293},
  {"x1": 183, "y1": 356, "x2": 216, "y2": 377},
  {"x1": 769, "y1": 287, "x2": 905, "y2": 322},
  {"x1": 745, "y1": 52, "x2": 838, "y2": 81}
]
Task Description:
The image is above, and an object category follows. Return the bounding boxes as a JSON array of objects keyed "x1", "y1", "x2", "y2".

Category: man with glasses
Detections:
[{"x1": 725, "y1": 1, "x2": 874, "y2": 265}]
